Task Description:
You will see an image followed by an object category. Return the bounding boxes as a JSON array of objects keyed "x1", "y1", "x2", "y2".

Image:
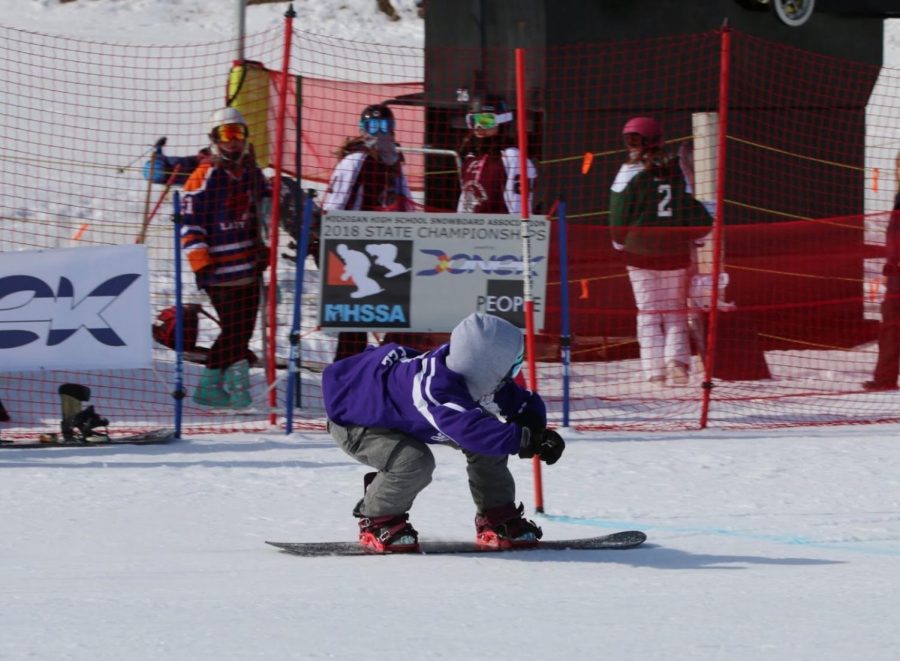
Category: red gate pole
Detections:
[
  {"x1": 515, "y1": 48, "x2": 545, "y2": 512},
  {"x1": 265, "y1": 5, "x2": 296, "y2": 424},
  {"x1": 700, "y1": 23, "x2": 731, "y2": 429}
]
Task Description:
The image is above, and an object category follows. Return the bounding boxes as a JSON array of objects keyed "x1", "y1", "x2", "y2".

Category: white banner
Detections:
[
  {"x1": 318, "y1": 211, "x2": 551, "y2": 332},
  {"x1": 0, "y1": 245, "x2": 153, "y2": 372}
]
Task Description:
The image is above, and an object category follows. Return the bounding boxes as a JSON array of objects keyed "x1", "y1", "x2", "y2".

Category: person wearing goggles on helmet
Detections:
[
  {"x1": 322, "y1": 103, "x2": 416, "y2": 362},
  {"x1": 609, "y1": 116, "x2": 712, "y2": 387},
  {"x1": 180, "y1": 106, "x2": 270, "y2": 410},
  {"x1": 457, "y1": 94, "x2": 536, "y2": 215},
  {"x1": 323, "y1": 103, "x2": 413, "y2": 215}
]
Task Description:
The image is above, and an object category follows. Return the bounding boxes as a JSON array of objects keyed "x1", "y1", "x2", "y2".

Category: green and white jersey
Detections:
[{"x1": 609, "y1": 159, "x2": 712, "y2": 270}]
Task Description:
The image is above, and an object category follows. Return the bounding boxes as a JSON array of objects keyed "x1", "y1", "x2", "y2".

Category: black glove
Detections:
[
  {"x1": 518, "y1": 427, "x2": 565, "y2": 465},
  {"x1": 510, "y1": 410, "x2": 545, "y2": 433}
]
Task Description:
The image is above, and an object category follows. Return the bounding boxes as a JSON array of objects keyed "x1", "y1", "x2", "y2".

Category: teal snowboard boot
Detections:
[
  {"x1": 193, "y1": 367, "x2": 230, "y2": 407},
  {"x1": 224, "y1": 359, "x2": 252, "y2": 410}
]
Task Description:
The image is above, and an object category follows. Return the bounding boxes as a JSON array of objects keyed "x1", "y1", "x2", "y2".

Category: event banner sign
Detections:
[
  {"x1": 318, "y1": 211, "x2": 550, "y2": 332},
  {"x1": 0, "y1": 245, "x2": 153, "y2": 372}
]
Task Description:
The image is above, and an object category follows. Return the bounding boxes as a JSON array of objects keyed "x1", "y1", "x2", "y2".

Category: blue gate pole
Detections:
[
  {"x1": 285, "y1": 190, "x2": 316, "y2": 434},
  {"x1": 557, "y1": 196, "x2": 571, "y2": 427},
  {"x1": 172, "y1": 191, "x2": 185, "y2": 439}
]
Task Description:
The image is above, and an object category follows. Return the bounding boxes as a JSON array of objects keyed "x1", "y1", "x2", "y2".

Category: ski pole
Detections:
[
  {"x1": 136, "y1": 164, "x2": 182, "y2": 244},
  {"x1": 117, "y1": 136, "x2": 166, "y2": 174},
  {"x1": 140, "y1": 139, "x2": 168, "y2": 236}
]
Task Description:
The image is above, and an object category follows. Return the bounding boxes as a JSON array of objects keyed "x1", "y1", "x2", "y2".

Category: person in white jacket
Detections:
[
  {"x1": 323, "y1": 104, "x2": 414, "y2": 214},
  {"x1": 322, "y1": 103, "x2": 415, "y2": 360},
  {"x1": 457, "y1": 94, "x2": 536, "y2": 215}
]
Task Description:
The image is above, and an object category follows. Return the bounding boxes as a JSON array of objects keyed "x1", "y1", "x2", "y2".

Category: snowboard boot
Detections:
[
  {"x1": 666, "y1": 360, "x2": 689, "y2": 386},
  {"x1": 224, "y1": 360, "x2": 252, "y2": 409},
  {"x1": 475, "y1": 502, "x2": 543, "y2": 549},
  {"x1": 863, "y1": 379, "x2": 898, "y2": 391},
  {"x1": 354, "y1": 472, "x2": 419, "y2": 553},
  {"x1": 65, "y1": 405, "x2": 110, "y2": 443},
  {"x1": 59, "y1": 384, "x2": 109, "y2": 443},
  {"x1": 193, "y1": 368, "x2": 230, "y2": 407},
  {"x1": 357, "y1": 513, "x2": 419, "y2": 553}
]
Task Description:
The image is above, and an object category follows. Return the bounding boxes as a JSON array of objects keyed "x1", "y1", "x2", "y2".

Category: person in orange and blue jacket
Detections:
[{"x1": 180, "y1": 107, "x2": 269, "y2": 410}]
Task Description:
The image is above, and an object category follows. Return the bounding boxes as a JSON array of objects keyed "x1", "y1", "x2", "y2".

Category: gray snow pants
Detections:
[{"x1": 327, "y1": 420, "x2": 516, "y2": 518}]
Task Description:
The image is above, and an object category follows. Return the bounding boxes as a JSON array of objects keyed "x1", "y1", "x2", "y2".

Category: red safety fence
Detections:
[{"x1": 2, "y1": 18, "x2": 900, "y2": 438}]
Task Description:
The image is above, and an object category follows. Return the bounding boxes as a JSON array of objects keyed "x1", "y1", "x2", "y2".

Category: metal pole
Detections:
[
  {"x1": 293, "y1": 73, "x2": 304, "y2": 409},
  {"x1": 237, "y1": 0, "x2": 247, "y2": 63},
  {"x1": 516, "y1": 47, "x2": 544, "y2": 513},
  {"x1": 172, "y1": 192, "x2": 185, "y2": 440},
  {"x1": 557, "y1": 196, "x2": 571, "y2": 428},
  {"x1": 285, "y1": 191, "x2": 315, "y2": 434},
  {"x1": 700, "y1": 23, "x2": 731, "y2": 429},
  {"x1": 265, "y1": 4, "x2": 296, "y2": 424}
]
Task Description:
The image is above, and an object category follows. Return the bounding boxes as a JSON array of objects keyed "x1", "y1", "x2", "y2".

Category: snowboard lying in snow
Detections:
[
  {"x1": 266, "y1": 530, "x2": 647, "y2": 556},
  {"x1": 0, "y1": 428, "x2": 177, "y2": 448}
]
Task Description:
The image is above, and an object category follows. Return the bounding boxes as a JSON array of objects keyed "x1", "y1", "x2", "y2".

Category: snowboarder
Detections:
[
  {"x1": 180, "y1": 107, "x2": 269, "y2": 409},
  {"x1": 322, "y1": 103, "x2": 415, "y2": 359},
  {"x1": 456, "y1": 93, "x2": 536, "y2": 215},
  {"x1": 609, "y1": 116, "x2": 712, "y2": 386},
  {"x1": 322, "y1": 312, "x2": 565, "y2": 553}
]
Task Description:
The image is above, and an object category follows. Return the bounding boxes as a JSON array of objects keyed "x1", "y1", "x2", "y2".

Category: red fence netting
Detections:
[{"x1": 2, "y1": 21, "x2": 900, "y2": 437}]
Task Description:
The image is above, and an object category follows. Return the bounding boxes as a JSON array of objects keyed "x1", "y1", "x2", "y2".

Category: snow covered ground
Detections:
[
  {"x1": 3, "y1": 426, "x2": 900, "y2": 660},
  {"x1": 0, "y1": 0, "x2": 426, "y2": 47},
  {"x1": 3, "y1": 3, "x2": 900, "y2": 660}
]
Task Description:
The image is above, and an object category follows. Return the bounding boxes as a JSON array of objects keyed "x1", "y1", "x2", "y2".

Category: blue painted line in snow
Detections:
[{"x1": 539, "y1": 513, "x2": 900, "y2": 557}]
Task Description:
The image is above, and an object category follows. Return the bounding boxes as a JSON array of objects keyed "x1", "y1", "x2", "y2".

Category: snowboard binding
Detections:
[{"x1": 59, "y1": 384, "x2": 109, "y2": 443}]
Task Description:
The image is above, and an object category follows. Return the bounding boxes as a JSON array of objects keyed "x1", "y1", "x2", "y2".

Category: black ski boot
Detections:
[{"x1": 59, "y1": 384, "x2": 109, "y2": 443}]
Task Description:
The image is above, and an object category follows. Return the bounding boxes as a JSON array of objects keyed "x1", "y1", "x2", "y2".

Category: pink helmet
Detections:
[{"x1": 622, "y1": 116, "x2": 663, "y2": 148}]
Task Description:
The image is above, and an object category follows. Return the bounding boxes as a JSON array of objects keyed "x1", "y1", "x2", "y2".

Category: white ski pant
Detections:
[{"x1": 626, "y1": 265, "x2": 691, "y2": 380}]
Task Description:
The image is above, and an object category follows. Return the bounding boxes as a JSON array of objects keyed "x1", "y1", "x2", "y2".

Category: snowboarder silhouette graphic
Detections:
[
  {"x1": 365, "y1": 243, "x2": 409, "y2": 278},
  {"x1": 336, "y1": 243, "x2": 383, "y2": 299}
]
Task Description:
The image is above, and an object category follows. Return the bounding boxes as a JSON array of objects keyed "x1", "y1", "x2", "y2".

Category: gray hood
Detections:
[{"x1": 445, "y1": 313, "x2": 523, "y2": 400}]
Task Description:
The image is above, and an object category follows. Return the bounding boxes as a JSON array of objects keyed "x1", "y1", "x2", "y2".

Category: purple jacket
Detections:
[{"x1": 323, "y1": 342, "x2": 546, "y2": 456}]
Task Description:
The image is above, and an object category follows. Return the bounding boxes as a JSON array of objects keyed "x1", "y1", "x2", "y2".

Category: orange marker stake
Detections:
[
  {"x1": 71, "y1": 223, "x2": 89, "y2": 241},
  {"x1": 581, "y1": 152, "x2": 594, "y2": 175},
  {"x1": 579, "y1": 278, "x2": 589, "y2": 300}
]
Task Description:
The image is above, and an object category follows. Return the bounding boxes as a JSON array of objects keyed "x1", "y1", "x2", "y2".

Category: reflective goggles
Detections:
[
  {"x1": 496, "y1": 345, "x2": 525, "y2": 392},
  {"x1": 465, "y1": 111, "x2": 513, "y2": 130},
  {"x1": 507, "y1": 346, "x2": 525, "y2": 381},
  {"x1": 360, "y1": 117, "x2": 395, "y2": 135},
  {"x1": 215, "y1": 123, "x2": 248, "y2": 142}
]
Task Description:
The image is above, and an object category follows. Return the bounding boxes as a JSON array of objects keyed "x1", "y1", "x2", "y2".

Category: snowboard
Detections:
[
  {"x1": 0, "y1": 428, "x2": 177, "y2": 449},
  {"x1": 266, "y1": 530, "x2": 647, "y2": 556}
]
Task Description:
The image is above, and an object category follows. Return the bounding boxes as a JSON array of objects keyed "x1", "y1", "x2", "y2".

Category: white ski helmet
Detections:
[
  {"x1": 209, "y1": 106, "x2": 248, "y2": 136},
  {"x1": 208, "y1": 106, "x2": 250, "y2": 164}
]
